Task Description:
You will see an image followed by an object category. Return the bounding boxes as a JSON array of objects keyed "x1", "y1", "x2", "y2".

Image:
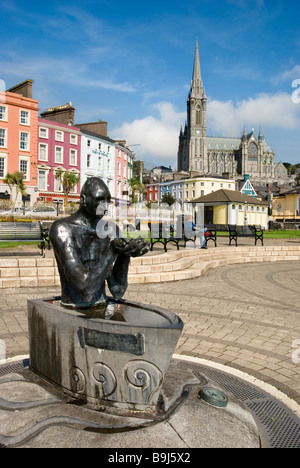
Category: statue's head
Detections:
[{"x1": 80, "y1": 177, "x2": 111, "y2": 218}]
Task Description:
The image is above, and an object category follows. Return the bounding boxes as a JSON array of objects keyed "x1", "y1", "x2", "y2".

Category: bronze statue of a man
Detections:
[{"x1": 50, "y1": 177, "x2": 149, "y2": 309}]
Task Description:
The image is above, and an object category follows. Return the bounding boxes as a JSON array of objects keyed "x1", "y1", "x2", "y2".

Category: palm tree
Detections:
[
  {"x1": 128, "y1": 177, "x2": 145, "y2": 204},
  {"x1": 3, "y1": 171, "x2": 27, "y2": 214},
  {"x1": 54, "y1": 169, "x2": 80, "y2": 213}
]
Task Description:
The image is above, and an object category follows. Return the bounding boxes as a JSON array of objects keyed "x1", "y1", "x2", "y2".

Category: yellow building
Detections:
[
  {"x1": 184, "y1": 176, "x2": 236, "y2": 202},
  {"x1": 191, "y1": 189, "x2": 269, "y2": 228},
  {"x1": 272, "y1": 186, "x2": 300, "y2": 222}
]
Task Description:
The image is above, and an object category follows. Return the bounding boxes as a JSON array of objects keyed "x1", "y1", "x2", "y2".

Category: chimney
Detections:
[
  {"x1": 7, "y1": 79, "x2": 34, "y2": 99},
  {"x1": 41, "y1": 102, "x2": 75, "y2": 126},
  {"x1": 76, "y1": 121, "x2": 108, "y2": 137}
]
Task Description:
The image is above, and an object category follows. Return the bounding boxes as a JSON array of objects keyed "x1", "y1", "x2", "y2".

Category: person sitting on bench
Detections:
[{"x1": 184, "y1": 215, "x2": 207, "y2": 249}]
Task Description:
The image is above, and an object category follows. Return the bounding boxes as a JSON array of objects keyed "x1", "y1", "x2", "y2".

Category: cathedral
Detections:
[{"x1": 177, "y1": 40, "x2": 276, "y2": 184}]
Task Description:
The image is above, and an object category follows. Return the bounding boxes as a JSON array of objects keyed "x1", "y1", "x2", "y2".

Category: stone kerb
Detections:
[{"x1": 0, "y1": 245, "x2": 299, "y2": 288}]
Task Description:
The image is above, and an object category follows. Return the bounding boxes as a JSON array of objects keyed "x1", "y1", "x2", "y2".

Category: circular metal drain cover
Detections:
[{"x1": 199, "y1": 387, "x2": 228, "y2": 408}]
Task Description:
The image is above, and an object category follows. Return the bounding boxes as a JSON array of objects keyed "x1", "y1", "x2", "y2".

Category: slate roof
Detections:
[
  {"x1": 280, "y1": 186, "x2": 300, "y2": 196},
  {"x1": 191, "y1": 189, "x2": 268, "y2": 205},
  {"x1": 207, "y1": 137, "x2": 241, "y2": 151}
]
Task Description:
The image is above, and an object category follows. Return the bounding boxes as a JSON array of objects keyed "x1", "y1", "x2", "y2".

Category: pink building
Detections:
[
  {"x1": 37, "y1": 118, "x2": 81, "y2": 203},
  {"x1": 0, "y1": 80, "x2": 39, "y2": 205},
  {"x1": 114, "y1": 143, "x2": 132, "y2": 205}
]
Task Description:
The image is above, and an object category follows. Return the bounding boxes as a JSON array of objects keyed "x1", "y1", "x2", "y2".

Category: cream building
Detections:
[{"x1": 183, "y1": 175, "x2": 235, "y2": 202}]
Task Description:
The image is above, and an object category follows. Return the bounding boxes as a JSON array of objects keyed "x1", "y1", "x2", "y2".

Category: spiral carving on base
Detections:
[{"x1": 124, "y1": 360, "x2": 163, "y2": 405}]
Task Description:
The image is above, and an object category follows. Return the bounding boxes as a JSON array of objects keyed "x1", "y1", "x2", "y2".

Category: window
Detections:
[
  {"x1": 98, "y1": 156, "x2": 102, "y2": 171},
  {"x1": 20, "y1": 159, "x2": 28, "y2": 179},
  {"x1": 98, "y1": 143, "x2": 102, "y2": 151},
  {"x1": 55, "y1": 131, "x2": 64, "y2": 142},
  {"x1": 70, "y1": 134, "x2": 78, "y2": 145},
  {"x1": 87, "y1": 154, "x2": 91, "y2": 168},
  {"x1": 0, "y1": 157, "x2": 5, "y2": 177},
  {"x1": 20, "y1": 132, "x2": 29, "y2": 151},
  {"x1": 248, "y1": 142, "x2": 258, "y2": 155},
  {"x1": 55, "y1": 173, "x2": 62, "y2": 192},
  {"x1": 55, "y1": 146, "x2": 63, "y2": 163},
  {"x1": 70, "y1": 149, "x2": 77, "y2": 166},
  {"x1": 38, "y1": 170, "x2": 47, "y2": 190},
  {"x1": 87, "y1": 139, "x2": 91, "y2": 147},
  {"x1": 39, "y1": 127, "x2": 48, "y2": 139},
  {"x1": 0, "y1": 129, "x2": 7, "y2": 147},
  {"x1": 123, "y1": 165, "x2": 127, "y2": 178},
  {"x1": 107, "y1": 159, "x2": 110, "y2": 171},
  {"x1": 0, "y1": 106, "x2": 7, "y2": 121},
  {"x1": 117, "y1": 162, "x2": 121, "y2": 176},
  {"x1": 39, "y1": 143, "x2": 48, "y2": 161},
  {"x1": 20, "y1": 110, "x2": 30, "y2": 125}
]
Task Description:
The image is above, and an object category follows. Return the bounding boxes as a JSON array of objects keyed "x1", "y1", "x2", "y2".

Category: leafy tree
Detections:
[
  {"x1": 161, "y1": 192, "x2": 176, "y2": 206},
  {"x1": 54, "y1": 169, "x2": 80, "y2": 213},
  {"x1": 3, "y1": 171, "x2": 27, "y2": 214},
  {"x1": 128, "y1": 177, "x2": 144, "y2": 204}
]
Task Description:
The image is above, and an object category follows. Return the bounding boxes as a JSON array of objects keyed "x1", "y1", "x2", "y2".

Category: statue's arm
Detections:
[
  {"x1": 106, "y1": 237, "x2": 149, "y2": 300},
  {"x1": 106, "y1": 254, "x2": 130, "y2": 300},
  {"x1": 50, "y1": 223, "x2": 112, "y2": 302}
]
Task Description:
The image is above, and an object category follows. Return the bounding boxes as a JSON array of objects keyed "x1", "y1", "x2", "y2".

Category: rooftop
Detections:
[{"x1": 191, "y1": 188, "x2": 268, "y2": 205}]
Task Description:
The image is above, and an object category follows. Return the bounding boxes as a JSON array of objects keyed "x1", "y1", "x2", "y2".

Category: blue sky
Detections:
[{"x1": 1, "y1": 0, "x2": 300, "y2": 169}]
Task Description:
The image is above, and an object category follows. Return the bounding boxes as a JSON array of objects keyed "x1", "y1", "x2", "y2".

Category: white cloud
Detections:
[
  {"x1": 273, "y1": 65, "x2": 300, "y2": 84},
  {"x1": 111, "y1": 102, "x2": 185, "y2": 161},
  {"x1": 207, "y1": 92, "x2": 300, "y2": 137},
  {"x1": 111, "y1": 93, "x2": 300, "y2": 164}
]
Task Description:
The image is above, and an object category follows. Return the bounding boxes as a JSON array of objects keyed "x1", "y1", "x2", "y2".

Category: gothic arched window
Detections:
[
  {"x1": 248, "y1": 142, "x2": 258, "y2": 154},
  {"x1": 248, "y1": 142, "x2": 258, "y2": 162}
]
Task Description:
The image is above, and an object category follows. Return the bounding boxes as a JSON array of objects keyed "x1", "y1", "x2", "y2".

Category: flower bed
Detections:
[{"x1": 0, "y1": 217, "x2": 36, "y2": 222}]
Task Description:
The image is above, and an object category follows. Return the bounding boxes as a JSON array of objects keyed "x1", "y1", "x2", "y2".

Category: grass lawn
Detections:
[
  {"x1": 263, "y1": 230, "x2": 300, "y2": 239},
  {"x1": 0, "y1": 241, "x2": 41, "y2": 249},
  {"x1": 122, "y1": 229, "x2": 300, "y2": 241},
  {"x1": 0, "y1": 230, "x2": 299, "y2": 250}
]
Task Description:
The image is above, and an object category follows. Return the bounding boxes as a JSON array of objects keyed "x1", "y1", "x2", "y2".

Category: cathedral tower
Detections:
[{"x1": 177, "y1": 39, "x2": 207, "y2": 172}]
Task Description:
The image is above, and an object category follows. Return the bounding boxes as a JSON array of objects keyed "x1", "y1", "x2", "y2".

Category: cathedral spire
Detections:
[{"x1": 191, "y1": 38, "x2": 203, "y2": 98}]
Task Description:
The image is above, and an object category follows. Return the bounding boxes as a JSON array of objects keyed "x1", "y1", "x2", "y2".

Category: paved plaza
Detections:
[{"x1": 0, "y1": 245, "x2": 299, "y2": 413}]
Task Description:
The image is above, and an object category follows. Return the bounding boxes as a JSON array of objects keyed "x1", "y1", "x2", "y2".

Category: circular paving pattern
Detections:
[{"x1": 0, "y1": 261, "x2": 299, "y2": 410}]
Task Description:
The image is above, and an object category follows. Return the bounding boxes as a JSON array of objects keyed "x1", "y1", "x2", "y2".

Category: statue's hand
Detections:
[{"x1": 112, "y1": 237, "x2": 149, "y2": 258}]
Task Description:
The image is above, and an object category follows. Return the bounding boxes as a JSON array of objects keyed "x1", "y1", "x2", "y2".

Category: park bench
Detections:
[
  {"x1": 148, "y1": 222, "x2": 180, "y2": 252},
  {"x1": 0, "y1": 221, "x2": 50, "y2": 257},
  {"x1": 205, "y1": 224, "x2": 217, "y2": 247},
  {"x1": 228, "y1": 224, "x2": 264, "y2": 246},
  {"x1": 183, "y1": 224, "x2": 217, "y2": 248}
]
